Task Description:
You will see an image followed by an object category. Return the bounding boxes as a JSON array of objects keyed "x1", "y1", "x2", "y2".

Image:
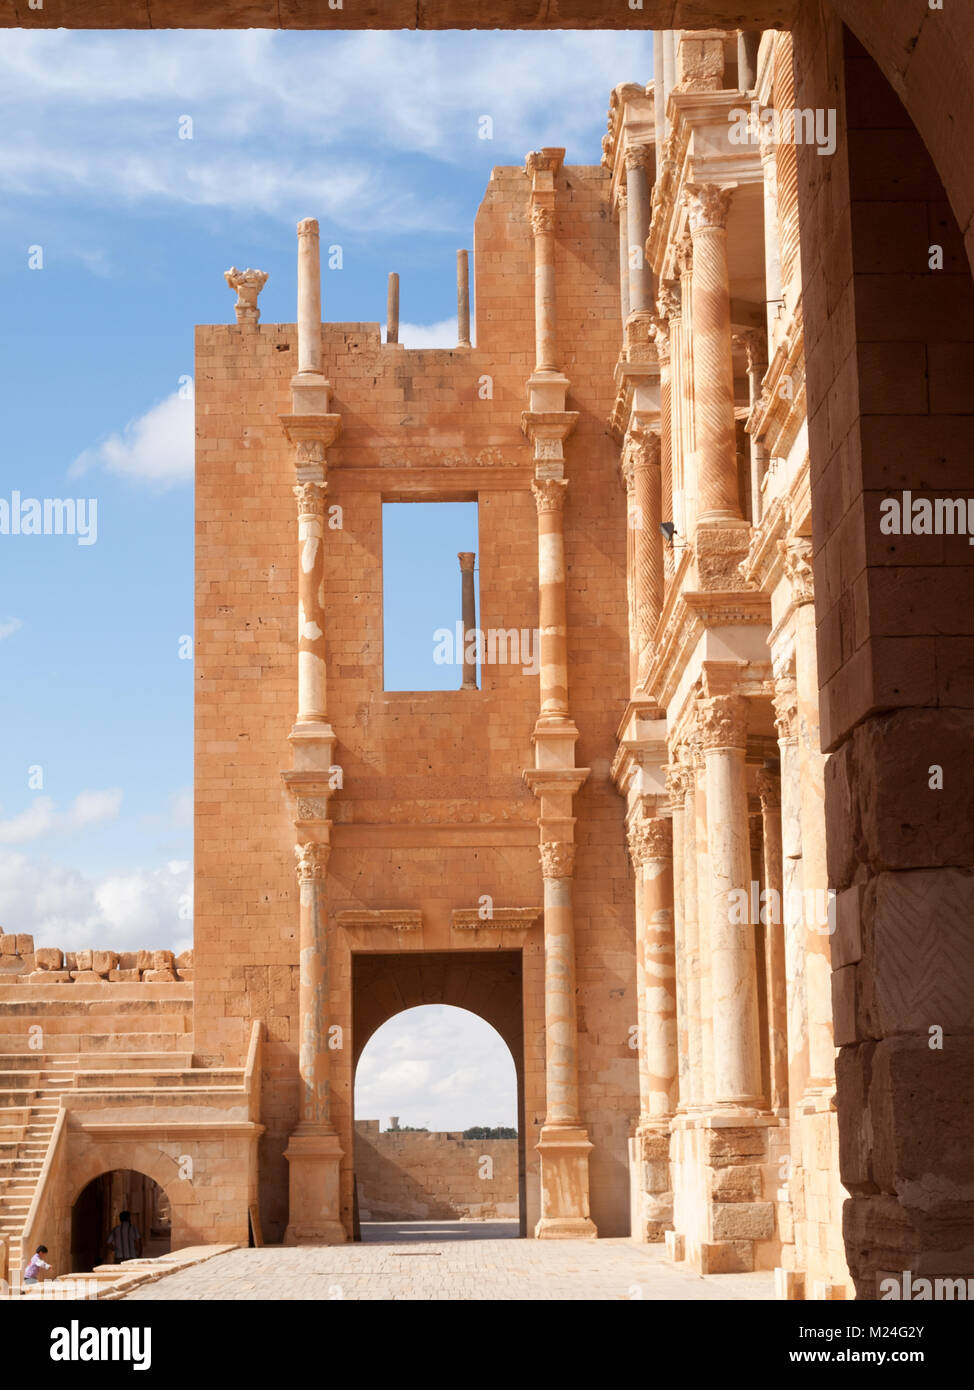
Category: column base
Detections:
[
  {"x1": 283, "y1": 1127, "x2": 347, "y2": 1245},
  {"x1": 534, "y1": 1124, "x2": 597, "y2": 1239},
  {"x1": 669, "y1": 1110, "x2": 778, "y2": 1273},
  {"x1": 691, "y1": 518, "x2": 751, "y2": 592},
  {"x1": 628, "y1": 1123, "x2": 673, "y2": 1243}
]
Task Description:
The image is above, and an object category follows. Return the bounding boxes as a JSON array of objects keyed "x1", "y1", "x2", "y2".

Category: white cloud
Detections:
[
  {"x1": 0, "y1": 31, "x2": 647, "y2": 229},
  {"x1": 0, "y1": 850, "x2": 190, "y2": 953},
  {"x1": 397, "y1": 318, "x2": 464, "y2": 350},
  {"x1": 0, "y1": 788, "x2": 122, "y2": 845},
  {"x1": 70, "y1": 391, "x2": 193, "y2": 488},
  {"x1": 0, "y1": 618, "x2": 22, "y2": 641},
  {"x1": 355, "y1": 1005, "x2": 517, "y2": 1132}
]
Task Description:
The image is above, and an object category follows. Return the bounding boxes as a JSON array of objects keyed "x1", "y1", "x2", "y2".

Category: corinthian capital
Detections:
[
  {"x1": 531, "y1": 477, "x2": 568, "y2": 514},
  {"x1": 295, "y1": 841, "x2": 330, "y2": 881},
  {"x1": 529, "y1": 204, "x2": 555, "y2": 236},
  {"x1": 756, "y1": 767, "x2": 781, "y2": 810},
  {"x1": 780, "y1": 537, "x2": 815, "y2": 606},
  {"x1": 293, "y1": 481, "x2": 328, "y2": 517},
  {"x1": 771, "y1": 676, "x2": 798, "y2": 740},
  {"x1": 624, "y1": 143, "x2": 652, "y2": 172},
  {"x1": 697, "y1": 694, "x2": 748, "y2": 751},
  {"x1": 656, "y1": 280, "x2": 681, "y2": 322},
  {"x1": 628, "y1": 423, "x2": 661, "y2": 472},
  {"x1": 685, "y1": 182, "x2": 734, "y2": 233},
  {"x1": 627, "y1": 815, "x2": 672, "y2": 867},
  {"x1": 665, "y1": 761, "x2": 692, "y2": 804},
  {"x1": 539, "y1": 841, "x2": 576, "y2": 879}
]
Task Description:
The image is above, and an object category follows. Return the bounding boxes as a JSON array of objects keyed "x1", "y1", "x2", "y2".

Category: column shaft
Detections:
[
  {"x1": 294, "y1": 482, "x2": 328, "y2": 723},
  {"x1": 542, "y1": 862, "x2": 580, "y2": 1125},
  {"x1": 532, "y1": 210, "x2": 557, "y2": 372},
  {"x1": 625, "y1": 151, "x2": 653, "y2": 317},
  {"x1": 296, "y1": 218, "x2": 322, "y2": 376},
  {"x1": 686, "y1": 185, "x2": 742, "y2": 524},
  {"x1": 532, "y1": 480, "x2": 570, "y2": 719},
  {"x1": 457, "y1": 249, "x2": 471, "y2": 348},
  {"x1": 296, "y1": 847, "x2": 333, "y2": 1128}
]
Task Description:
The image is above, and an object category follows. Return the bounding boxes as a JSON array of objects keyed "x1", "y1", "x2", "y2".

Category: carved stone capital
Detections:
[
  {"x1": 295, "y1": 841, "x2": 329, "y2": 881},
  {"x1": 293, "y1": 481, "x2": 328, "y2": 516},
  {"x1": 685, "y1": 182, "x2": 734, "y2": 233},
  {"x1": 529, "y1": 204, "x2": 555, "y2": 237},
  {"x1": 697, "y1": 694, "x2": 748, "y2": 751},
  {"x1": 657, "y1": 281, "x2": 681, "y2": 322},
  {"x1": 627, "y1": 816, "x2": 672, "y2": 866},
  {"x1": 624, "y1": 143, "x2": 652, "y2": 173},
  {"x1": 628, "y1": 423, "x2": 661, "y2": 472},
  {"x1": 531, "y1": 476, "x2": 568, "y2": 514},
  {"x1": 539, "y1": 841, "x2": 576, "y2": 879},
  {"x1": 780, "y1": 537, "x2": 814, "y2": 606},
  {"x1": 526, "y1": 149, "x2": 563, "y2": 177},
  {"x1": 756, "y1": 767, "x2": 782, "y2": 810},
  {"x1": 665, "y1": 761, "x2": 692, "y2": 803},
  {"x1": 675, "y1": 233, "x2": 694, "y2": 277},
  {"x1": 617, "y1": 186, "x2": 628, "y2": 212},
  {"x1": 224, "y1": 266, "x2": 268, "y2": 324},
  {"x1": 771, "y1": 676, "x2": 799, "y2": 740},
  {"x1": 733, "y1": 327, "x2": 768, "y2": 375}
]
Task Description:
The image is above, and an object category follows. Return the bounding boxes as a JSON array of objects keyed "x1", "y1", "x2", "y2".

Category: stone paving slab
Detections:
[{"x1": 123, "y1": 1232, "x2": 775, "y2": 1301}]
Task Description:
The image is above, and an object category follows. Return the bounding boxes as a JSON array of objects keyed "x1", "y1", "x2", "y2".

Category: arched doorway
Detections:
[
  {"x1": 350, "y1": 950, "x2": 528, "y2": 1240},
  {"x1": 354, "y1": 1003, "x2": 520, "y2": 1240},
  {"x1": 71, "y1": 1170, "x2": 171, "y2": 1273}
]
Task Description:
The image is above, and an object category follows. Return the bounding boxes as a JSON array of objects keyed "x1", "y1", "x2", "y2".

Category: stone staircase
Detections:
[{"x1": 0, "y1": 991, "x2": 196, "y2": 1284}]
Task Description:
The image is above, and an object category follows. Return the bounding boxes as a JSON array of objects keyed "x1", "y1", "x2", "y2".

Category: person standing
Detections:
[{"x1": 106, "y1": 1211, "x2": 143, "y2": 1264}]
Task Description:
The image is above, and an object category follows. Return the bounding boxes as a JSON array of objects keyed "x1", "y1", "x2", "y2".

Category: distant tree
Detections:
[
  {"x1": 392, "y1": 1124, "x2": 428, "y2": 1132},
  {"x1": 462, "y1": 1126, "x2": 518, "y2": 1140}
]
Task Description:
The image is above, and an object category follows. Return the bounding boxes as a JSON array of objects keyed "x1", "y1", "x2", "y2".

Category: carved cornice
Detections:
[
  {"x1": 295, "y1": 842, "x2": 330, "y2": 881},
  {"x1": 697, "y1": 694, "x2": 749, "y2": 751},
  {"x1": 627, "y1": 815, "x2": 672, "y2": 866},
  {"x1": 539, "y1": 841, "x2": 576, "y2": 879},
  {"x1": 452, "y1": 908, "x2": 542, "y2": 931},
  {"x1": 335, "y1": 910, "x2": 421, "y2": 932},
  {"x1": 526, "y1": 148, "x2": 564, "y2": 178}
]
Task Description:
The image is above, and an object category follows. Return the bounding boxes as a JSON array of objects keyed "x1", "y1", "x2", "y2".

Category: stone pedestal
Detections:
[
  {"x1": 535, "y1": 1125, "x2": 597, "y2": 1239},
  {"x1": 283, "y1": 1129, "x2": 346, "y2": 1245}
]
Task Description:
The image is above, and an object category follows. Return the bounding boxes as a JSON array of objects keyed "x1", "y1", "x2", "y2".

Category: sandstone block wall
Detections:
[
  {"x1": 0, "y1": 935, "x2": 193, "y2": 986},
  {"x1": 354, "y1": 1121, "x2": 518, "y2": 1221}
]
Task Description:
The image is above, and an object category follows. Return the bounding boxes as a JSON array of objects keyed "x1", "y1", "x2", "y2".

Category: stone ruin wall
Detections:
[
  {"x1": 0, "y1": 933, "x2": 193, "y2": 985},
  {"x1": 354, "y1": 1121, "x2": 518, "y2": 1222}
]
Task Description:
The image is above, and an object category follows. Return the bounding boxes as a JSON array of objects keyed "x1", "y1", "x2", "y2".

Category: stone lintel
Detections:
[
  {"x1": 334, "y1": 910, "x2": 422, "y2": 932},
  {"x1": 523, "y1": 767, "x2": 590, "y2": 799},
  {"x1": 451, "y1": 907, "x2": 542, "y2": 931}
]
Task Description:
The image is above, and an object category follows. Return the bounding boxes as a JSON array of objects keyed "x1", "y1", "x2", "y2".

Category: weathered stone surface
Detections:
[
  {"x1": 142, "y1": 969, "x2": 178, "y2": 983},
  {"x1": 712, "y1": 1201, "x2": 775, "y2": 1241},
  {"x1": 711, "y1": 1164, "x2": 763, "y2": 1201},
  {"x1": 34, "y1": 947, "x2": 63, "y2": 971},
  {"x1": 92, "y1": 950, "x2": 119, "y2": 976}
]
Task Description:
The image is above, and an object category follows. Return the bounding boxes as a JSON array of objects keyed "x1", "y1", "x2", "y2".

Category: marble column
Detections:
[
  {"x1": 758, "y1": 766, "x2": 789, "y2": 1113},
  {"x1": 680, "y1": 758, "x2": 703, "y2": 1107},
  {"x1": 296, "y1": 218, "x2": 323, "y2": 379},
  {"x1": 784, "y1": 539, "x2": 834, "y2": 1093},
  {"x1": 531, "y1": 478, "x2": 570, "y2": 723},
  {"x1": 655, "y1": 285, "x2": 678, "y2": 578},
  {"x1": 621, "y1": 452, "x2": 639, "y2": 692},
  {"x1": 625, "y1": 146, "x2": 654, "y2": 320},
  {"x1": 386, "y1": 271, "x2": 399, "y2": 345},
  {"x1": 698, "y1": 694, "x2": 763, "y2": 1108},
  {"x1": 759, "y1": 121, "x2": 784, "y2": 343},
  {"x1": 531, "y1": 202, "x2": 558, "y2": 373},
  {"x1": 458, "y1": 551, "x2": 477, "y2": 691},
  {"x1": 456, "y1": 249, "x2": 471, "y2": 348},
  {"x1": 535, "y1": 840, "x2": 596, "y2": 1238},
  {"x1": 735, "y1": 329, "x2": 769, "y2": 525},
  {"x1": 666, "y1": 764, "x2": 688, "y2": 1108},
  {"x1": 674, "y1": 235, "x2": 695, "y2": 538},
  {"x1": 629, "y1": 425, "x2": 664, "y2": 689},
  {"x1": 774, "y1": 673, "x2": 808, "y2": 1113},
  {"x1": 293, "y1": 474, "x2": 329, "y2": 727},
  {"x1": 685, "y1": 184, "x2": 742, "y2": 526},
  {"x1": 284, "y1": 840, "x2": 345, "y2": 1244}
]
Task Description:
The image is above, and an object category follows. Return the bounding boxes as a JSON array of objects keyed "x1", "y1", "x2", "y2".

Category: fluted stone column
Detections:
[
  {"x1": 758, "y1": 767, "x2": 789, "y2": 1113},
  {"x1": 625, "y1": 146, "x2": 653, "y2": 320},
  {"x1": 284, "y1": 840, "x2": 345, "y2": 1245},
  {"x1": 629, "y1": 425, "x2": 664, "y2": 689},
  {"x1": 685, "y1": 184, "x2": 742, "y2": 526},
  {"x1": 698, "y1": 694, "x2": 762, "y2": 1108}
]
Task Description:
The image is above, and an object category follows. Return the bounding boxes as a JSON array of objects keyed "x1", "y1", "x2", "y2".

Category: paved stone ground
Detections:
[{"x1": 123, "y1": 1223, "x2": 775, "y2": 1300}]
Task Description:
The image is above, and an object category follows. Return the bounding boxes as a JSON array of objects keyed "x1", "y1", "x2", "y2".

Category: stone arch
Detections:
[{"x1": 70, "y1": 1166, "x2": 172, "y2": 1272}]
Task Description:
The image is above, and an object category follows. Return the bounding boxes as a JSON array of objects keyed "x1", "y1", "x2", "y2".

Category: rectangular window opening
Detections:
[{"x1": 382, "y1": 500, "x2": 480, "y2": 692}]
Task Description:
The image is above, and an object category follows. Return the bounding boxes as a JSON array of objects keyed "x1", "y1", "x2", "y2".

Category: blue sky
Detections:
[{"x1": 0, "y1": 27, "x2": 648, "y2": 1119}]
